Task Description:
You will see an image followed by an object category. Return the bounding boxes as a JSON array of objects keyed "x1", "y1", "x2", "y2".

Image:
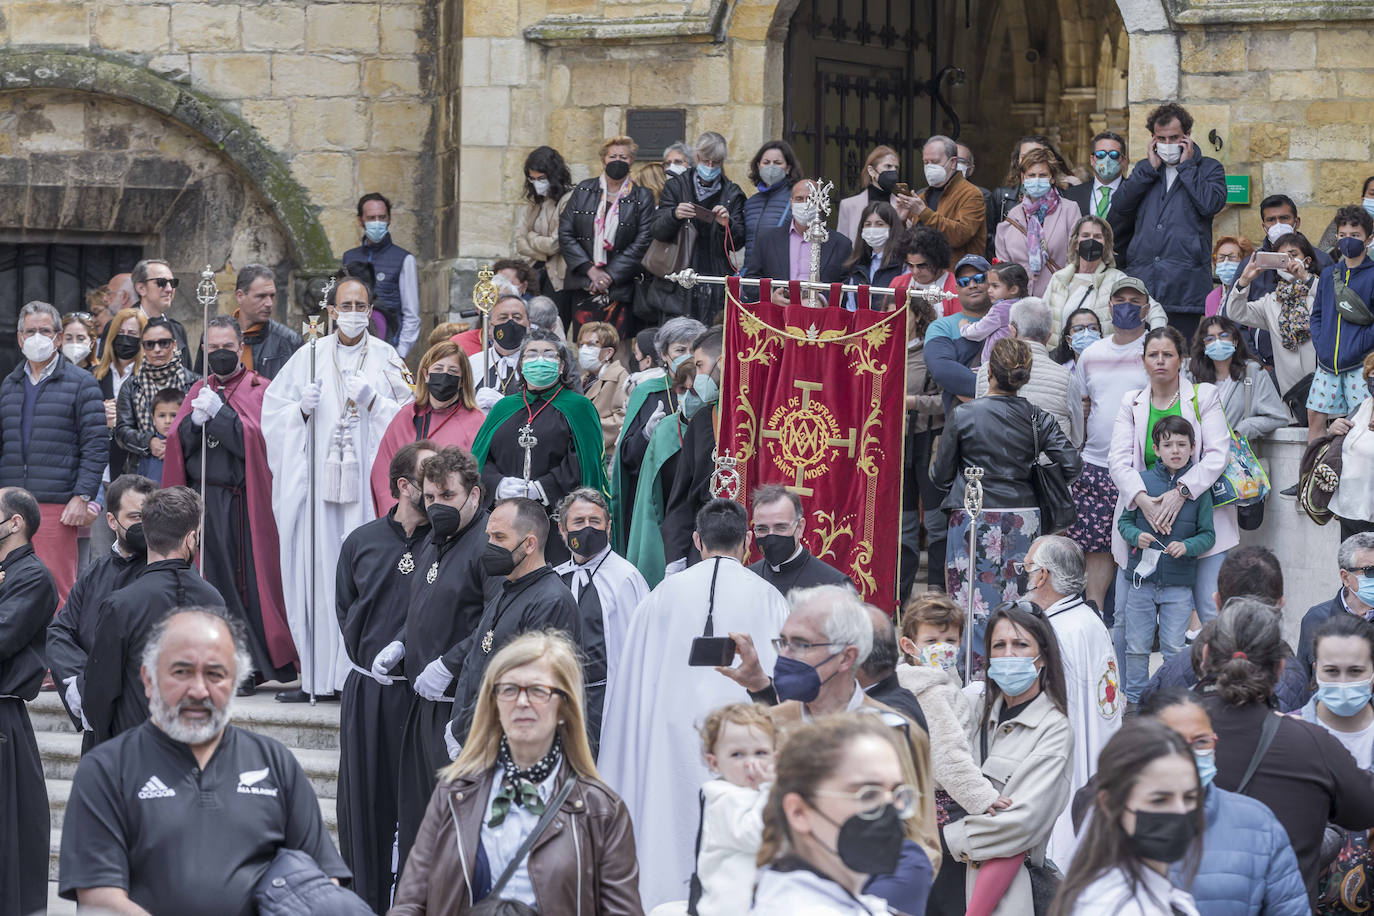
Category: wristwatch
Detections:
[{"x1": 1177, "y1": 483, "x2": 1192, "y2": 499}]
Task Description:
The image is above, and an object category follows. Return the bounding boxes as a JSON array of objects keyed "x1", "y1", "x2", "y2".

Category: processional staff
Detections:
[
  {"x1": 473, "y1": 265, "x2": 498, "y2": 389},
  {"x1": 301, "y1": 277, "x2": 334, "y2": 706},
  {"x1": 962, "y1": 466, "x2": 984, "y2": 684},
  {"x1": 194, "y1": 267, "x2": 218, "y2": 572}
]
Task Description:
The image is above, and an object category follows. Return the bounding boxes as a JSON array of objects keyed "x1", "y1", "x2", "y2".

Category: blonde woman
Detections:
[{"x1": 391, "y1": 630, "x2": 643, "y2": 915}]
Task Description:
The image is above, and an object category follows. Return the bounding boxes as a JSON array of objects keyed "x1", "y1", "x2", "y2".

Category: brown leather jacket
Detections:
[{"x1": 389, "y1": 763, "x2": 644, "y2": 916}]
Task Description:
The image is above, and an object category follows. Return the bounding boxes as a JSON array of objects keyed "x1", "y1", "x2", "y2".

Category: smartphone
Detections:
[
  {"x1": 1253, "y1": 250, "x2": 1288, "y2": 270},
  {"x1": 691, "y1": 204, "x2": 715, "y2": 222},
  {"x1": 688, "y1": 636, "x2": 737, "y2": 667},
  {"x1": 894, "y1": 182, "x2": 910, "y2": 196}
]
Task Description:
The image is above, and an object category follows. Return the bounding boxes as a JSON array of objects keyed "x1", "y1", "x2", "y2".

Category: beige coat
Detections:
[
  {"x1": 895, "y1": 663, "x2": 1000, "y2": 815},
  {"x1": 585, "y1": 360, "x2": 628, "y2": 454},
  {"x1": 941, "y1": 691, "x2": 1072, "y2": 916},
  {"x1": 515, "y1": 193, "x2": 571, "y2": 290}
]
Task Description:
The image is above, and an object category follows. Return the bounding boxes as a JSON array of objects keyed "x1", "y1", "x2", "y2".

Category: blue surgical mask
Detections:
[
  {"x1": 773, "y1": 653, "x2": 840, "y2": 703},
  {"x1": 364, "y1": 220, "x2": 388, "y2": 243},
  {"x1": 1194, "y1": 749, "x2": 1217, "y2": 789},
  {"x1": 1354, "y1": 574, "x2": 1374, "y2": 608},
  {"x1": 1204, "y1": 340, "x2": 1236, "y2": 361},
  {"x1": 1364, "y1": 198, "x2": 1374, "y2": 220},
  {"x1": 1316, "y1": 679, "x2": 1374, "y2": 718},
  {"x1": 1022, "y1": 178, "x2": 1052, "y2": 200},
  {"x1": 1215, "y1": 260, "x2": 1239, "y2": 286},
  {"x1": 696, "y1": 164, "x2": 721, "y2": 181},
  {"x1": 681, "y1": 390, "x2": 706, "y2": 419},
  {"x1": 988, "y1": 655, "x2": 1040, "y2": 696},
  {"x1": 1339, "y1": 236, "x2": 1366, "y2": 260},
  {"x1": 1070, "y1": 328, "x2": 1101, "y2": 354},
  {"x1": 1111, "y1": 301, "x2": 1144, "y2": 330},
  {"x1": 692, "y1": 373, "x2": 719, "y2": 405}
]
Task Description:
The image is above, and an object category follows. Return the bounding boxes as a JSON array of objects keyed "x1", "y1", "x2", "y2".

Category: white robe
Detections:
[
  {"x1": 599, "y1": 557, "x2": 788, "y2": 910},
  {"x1": 1043, "y1": 592, "x2": 1122, "y2": 865},
  {"x1": 262, "y1": 333, "x2": 413, "y2": 693},
  {"x1": 554, "y1": 545, "x2": 650, "y2": 694}
]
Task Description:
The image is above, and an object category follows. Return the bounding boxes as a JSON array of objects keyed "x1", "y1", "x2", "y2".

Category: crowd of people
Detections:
[{"x1": 2, "y1": 94, "x2": 1374, "y2": 916}]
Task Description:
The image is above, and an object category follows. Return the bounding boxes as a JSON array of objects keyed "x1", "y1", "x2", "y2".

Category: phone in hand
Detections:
[
  {"x1": 688, "y1": 636, "x2": 738, "y2": 667},
  {"x1": 690, "y1": 204, "x2": 715, "y2": 222},
  {"x1": 1253, "y1": 250, "x2": 1288, "y2": 270},
  {"x1": 894, "y1": 182, "x2": 911, "y2": 196}
]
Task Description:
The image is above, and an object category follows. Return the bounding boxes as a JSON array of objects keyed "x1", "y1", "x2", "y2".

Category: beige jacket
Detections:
[
  {"x1": 895, "y1": 663, "x2": 1000, "y2": 815},
  {"x1": 515, "y1": 193, "x2": 571, "y2": 290},
  {"x1": 585, "y1": 360, "x2": 628, "y2": 454},
  {"x1": 941, "y1": 691, "x2": 1072, "y2": 916}
]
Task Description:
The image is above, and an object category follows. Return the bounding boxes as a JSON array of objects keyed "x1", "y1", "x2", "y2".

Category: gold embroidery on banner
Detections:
[
  {"x1": 811, "y1": 510, "x2": 854, "y2": 561},
  {"x1": 760, "y1": 381, "x2": 857, "y2": 497}
]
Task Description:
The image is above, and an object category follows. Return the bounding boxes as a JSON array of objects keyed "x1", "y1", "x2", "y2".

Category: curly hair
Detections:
[{"x1": 895, "y1": 226, "x2": 952, "y2": 274}]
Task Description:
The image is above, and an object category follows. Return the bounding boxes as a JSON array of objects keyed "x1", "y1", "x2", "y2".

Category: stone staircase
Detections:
[{"x1": 26, "y1": 689, "x2": 342, "y2": 916}]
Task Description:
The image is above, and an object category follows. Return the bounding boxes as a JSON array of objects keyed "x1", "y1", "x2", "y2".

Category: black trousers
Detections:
[
  {"x1": 0, "y1": 699, "x2": 47, "y2": 916},
  {"x1": 395, "y1": 693, "x2": 455, "y2": 882}
]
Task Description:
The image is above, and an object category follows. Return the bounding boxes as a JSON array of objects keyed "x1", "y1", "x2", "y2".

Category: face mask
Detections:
[
  {"x1": 530, "y1": 177, "x2": 551, "y2": 197},
  {"x1": 759, "y1": 164, "x2": 787, "y2": 187},
  {"x1": 1133, "y1": 547, "x2": 1163, "y2": 583},
  {"x1": 1276, "y1": 268, "x2": 1296, "y2": 283},
  {"x1": 987, "y1": 655, "x2": 1040, "y2": 696},
  {"x1": 696, "y1": 164, "x2": 721, "y2": 182},
  {"x1": 1022, "y1": 178, "x2": 1052, "y2": 199},
  {"x1": 955, "y1": 163, "x2": 969, "y2": 176},
  {"x1": 1354, "y1": 574, "x2": 1374, "y2": 607},
  {"x1": 1070, "y1": 328, "x2": 1101, "y2": 354},
  {"x1": 482, "y1": 540, "x2": 522, "y2": 577},
  {"x1": 1093, "y1": 157, "x2": 1122, "y2": 182},
  {"x1": 604, "y1": 160, "x2": 630, "y2": 181},
  {"x1": 923, "y1": 162, "x2": 949, "y2": 188},
  {"x1": 120, "y1": 520, "x2": 147, "y2": 557},
  {"x1": 794, "y1": 204, "x2": 818, "y2": 226},
  {"x1": 113, "y1": 334, "x2": 141, "y2": 360},
  {"x1": 427, "y1": 503, "x2": 462, "y2": 541},
  {"x1": 1126, "y1": 809, "x2": 1197, "y2": 863},
  {"x1": 364, "y1": 220, "x2": 389, "y2": 243},
  {"x1": 62, "y1": 342, "x2": 91, "y2": 364},
  {"x1": 1204, "y1": 339, "x2": 1236, "y2": 361},
  {"x1": 666, "y1": 163, "x2": 688, "y2": 176},
  {"x1": 207, "y1": 348, "x2": 240, "y2": 377},
  {"x1": 692, "y1": 373, "x2": 719, "y2": 405},
  {"x1": 1111, "y1": 302, "x2": 1144, "y2": 331},
  {"x1": 1156, "y1": 143, "x2": 1183, "y2": 166},
  {"x1": 427, "y1": 371, "x2": 461, "y2": 403},
  {"x1": 875, "y1": 169, "x2": 899, "y2": 194},
  {"x1": 773, "y1": 653, "x2": 840, "y2": 703},
  {"x1": 1367, "y1": 377, "x2": 1374, "y2": 400},
  {"x1": 492, "y1": 319, "x2": 528, "y2": 351},
  {"x1": 1194, "y1": 749, "x2": 1217, "y2": 789},
  {"x1": 522, "y1": 357, "x2": 562, "y2": 389},
  {"x1": 21, "y1": 335, "x2": 54, "y2": 363},
  {"x1": 917, "y1": 642, "x2": 959, "y2": 671},
  {"x1": 1364, "y1": 198, "x2": 1374, "y2": 219},
  {"x1": 1316, "y1": 678, "x2": 1374, "y2": 717},
  {"x1": 1077, "y1": 239, "x2": 1105, "y2": 263},
  {"x1": 759, "y1": 533, "x2": 797, "y2": 566},
  {"x1": 1339, "y1": 236, "x2": 1367, "y2": 259},
  {"x1": 1266, "y1": 222, "x2": 1295, "y2": 244},
  {"x1": 336, "y1": 312, "x2": 370, "y2": 338},
  {"x1": 578, "y1": 345, "x2": 603, "y2": 372},
  {"x1": 861, "y1": 227, "x2": 890, "y2": 250},
  {"x1": 681, "y1": 390, "x2": 706, "y2": 419},
  {"x1": 566, "y1": 524, "x2": 608, "y2": 558},
  {"x1": 819, "y1": 804, "x2": 906, "y2": 876},
  {"x1": 668, "y1": 353, "x2": 691, "y2": 374},
  {"x1": 1215, "y1": 260, "x2": 1239, "y2": 286}
]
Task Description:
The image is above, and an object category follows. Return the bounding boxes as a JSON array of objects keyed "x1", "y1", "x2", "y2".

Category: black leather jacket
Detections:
[
  {"x1": 558, "y1": 179, "x2": 655, "y2": 302},
  {"x1": 932, "y1": 395, "x2": 1081, "y2": 511}
]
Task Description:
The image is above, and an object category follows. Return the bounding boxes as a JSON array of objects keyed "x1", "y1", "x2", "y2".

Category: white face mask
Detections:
[
  {"x1": 1276, "y1": 268, "x2": 1296, "y2": 282},
  {"x1": 21, "y1": 334, "x2": 55, "y2": 363},
  {"x1": 1156, "y1": 142, "x2": 1183, "y2": 166},
  {"x1": 1266, "y1": 222, "x2": 1295, "y2": 244},
  {"x1": 924, "y1": 162, "x2": 950, "y2": 188},
  {"x1": 665, "y1": 163, "x2": 688, "y2": 176},
  {"x1": 794, "y1": 204, "x2": 818, "y2": 226},
  {"x1": 336, "y1": 312, "x2": 370, "y2": 338},
  {"x1": 861, "y1": 227, "x2": 890, "y2": 250},
  {"x1": 62, "y1": 342, "x2": 91, "y2": 364},
  {"x1": 955, "y1": 163, "x2": 968, "y2": 176},
  {"x1": 531, "y1": 177, "x2": 550, "y2": 196},
  {"x1": 578, "y1": 344, "x2": 602, "y2": 371}
]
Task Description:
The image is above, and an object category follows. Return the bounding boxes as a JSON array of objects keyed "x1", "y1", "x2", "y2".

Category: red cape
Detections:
[
  {"x1": 370, "y1": 402, "x2": 487, "y2": 516},
  {"x1": 163, "y1": 369, "x2": 297, "y2": 669}
]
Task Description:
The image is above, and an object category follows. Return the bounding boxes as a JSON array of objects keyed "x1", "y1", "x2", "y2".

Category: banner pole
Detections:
[{"x1": 962, "y1": 467, "x2": 984, "y2": 684}]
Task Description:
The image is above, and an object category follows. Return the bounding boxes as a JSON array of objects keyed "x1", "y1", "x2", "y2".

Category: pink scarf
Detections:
[
  {"x1": 1024, "y1": 186, "x2": 1062, "y2": 275},
  {"x1": 593, "y1": 174, "x2": 632, "y2": 267}
]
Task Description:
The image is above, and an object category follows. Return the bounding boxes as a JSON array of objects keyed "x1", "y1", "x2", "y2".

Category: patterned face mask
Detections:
[{"x1": 916, "y1": 642, "x2": 959, "y2": 671}]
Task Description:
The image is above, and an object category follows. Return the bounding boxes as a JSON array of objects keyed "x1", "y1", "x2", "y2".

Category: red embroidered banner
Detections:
[{"x1": 720, "y1": 280, "x2": 908, "y2": 610}]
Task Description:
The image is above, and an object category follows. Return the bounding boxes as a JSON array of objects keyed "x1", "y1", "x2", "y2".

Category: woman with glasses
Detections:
[
  {"x1": 112, "y1": 316, "x2": 197, "y2": 475},
  {"x1": 93, "y1": 308, "x2": 147, "y2": 487},
  {"x1": 1049, "y1": 307, "x2": 1102, "y2": 376},
  {"x1": 391, "y1": 629, "x2": 643, "y2": 914},
  {"x1": 994, "y1": 148, "x2": 1083, "y2": 298},
  {"x1": 1044, "y1": 215, "x2": 1166, "y2": 348},
  {"x1": 1186, "y1": 314, "x2": 1288, "y2": 443},
  {"x1": 1205, "y1": 235, "x2": 1255, "y2": 318},
  {"x1": 895, "y1": 225, "x2": 960, "y2": 316}
]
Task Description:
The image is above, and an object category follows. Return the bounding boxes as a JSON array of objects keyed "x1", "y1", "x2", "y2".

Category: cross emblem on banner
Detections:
[{"x1": 760, "y1": 380, "x2": 857, "y2": 496}]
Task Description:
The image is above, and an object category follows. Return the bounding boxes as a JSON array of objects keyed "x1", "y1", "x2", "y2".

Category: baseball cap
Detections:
[
  {"x1": 954, "y1": 254, "x2": 992, "y2": 274},
  {"x1": 1109, "y1": 275, "x2": 1149, "y2": 298}
]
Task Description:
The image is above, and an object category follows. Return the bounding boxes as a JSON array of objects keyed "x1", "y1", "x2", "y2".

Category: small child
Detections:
[
  {"x1": 960, "y1": 262, "x2": 1029, "y2": 363},
  {"x1": 1116, "y1": 413, "x2": 1216, "y2": 701},
  {"x1": 136, "y1": 387, "x2": 183, "y2": 484}
]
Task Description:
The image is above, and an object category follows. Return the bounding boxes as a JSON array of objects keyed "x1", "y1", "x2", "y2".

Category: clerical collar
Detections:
[{"x1": 768, "y1": 544, "x2": 806, "y2": 572}]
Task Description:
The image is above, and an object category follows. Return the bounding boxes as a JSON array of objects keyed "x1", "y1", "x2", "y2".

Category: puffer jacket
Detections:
[
  {"x1": 1310, "y1": 256, "x2": 1374, "y2": 373},
  {"x1": 0, "y1": 356, "x2": 108, "y2": 502},
  {"x1": 558, "y1": 179, "x2": 655, "y2": 304},
  {"x1": 1169, "y1": 785, "x2": 1309, "y2": 916},
  {"x1": 742, "y1": 181, "x2": 793, "y2": 252},
  {"x1": 389, "y1": 763, "x2": 643, "y2": 916}
]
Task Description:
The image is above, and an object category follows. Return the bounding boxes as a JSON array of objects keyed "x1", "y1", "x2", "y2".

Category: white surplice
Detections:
[
  {"x1": 599, "y1": 556, "x2": 788, "y2": 910},
  {"x1": 262, "y1": 332, "x2": 413, "y2": 694},
  {"x1": 554, "y1": 545, "x2": 649, "y2": 694}
]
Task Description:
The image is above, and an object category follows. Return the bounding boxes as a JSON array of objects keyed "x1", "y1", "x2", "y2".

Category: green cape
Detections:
[
  {"x1": 609, "y1": 375, "x2": 670, "y2": 554},
  {"x1": 471, "y1": 386, "x2": 610, "y2": 504},
  {"x1": 625, "y1": 410, "x2": 689, "y2": 587}
]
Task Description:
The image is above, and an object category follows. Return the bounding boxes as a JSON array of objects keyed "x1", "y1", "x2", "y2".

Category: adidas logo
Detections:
[{"x1": 136, "y1": 776, "x2": 176, "y2": 800}]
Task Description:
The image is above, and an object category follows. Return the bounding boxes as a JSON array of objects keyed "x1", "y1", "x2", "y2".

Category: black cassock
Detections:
[
  {"x1": 180, "y1": 401, "x2": 295, "y2": 682},
  {"x1": 559, "y1": 566, "x2": 608, "y2": 754},
  {"x1": 748, "y1": 548, "x2": 853, "y2": 596},
  {"x1": 661, "y1": 407, "x2": 717, "y2": 566},
  {"x1": 83, "y1": 559, "x2": 224, "y2": 745},
  {"x1": 481, "y1": 403, "x2": 583, "y2": 567},
  {"x1": 394, "y1": 511, "x2": 492, "y2": 880},
  {"x1": 614, "y1": 386, "x2": 676, "y2": 536},
  {"x1": 0, "y1": 545, "x2": 57, "y2": 916},
  {"x1": 335, "y1": 511, "x2": 429, "y2": 914}
]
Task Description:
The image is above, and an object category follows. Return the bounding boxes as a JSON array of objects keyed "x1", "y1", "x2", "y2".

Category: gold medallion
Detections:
[
  {"x1": 481, "y1": 630, "x2": 494, "y2": 654},
  {"x1": 398, "y1": 551, "x2": 415, "y2": 575},
  {"x1": 426, "y1": 561, "x2": 438, "y2": 584}
]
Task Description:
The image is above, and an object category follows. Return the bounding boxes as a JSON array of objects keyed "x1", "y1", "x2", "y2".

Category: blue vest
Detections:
[{"x1": 342, "y1": 233, "x2": 410, "y2": 344}]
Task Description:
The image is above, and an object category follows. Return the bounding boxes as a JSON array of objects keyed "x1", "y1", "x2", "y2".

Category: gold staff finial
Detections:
[{"x1": 473, "y1": 265, "x2": 498, "y2": 315}]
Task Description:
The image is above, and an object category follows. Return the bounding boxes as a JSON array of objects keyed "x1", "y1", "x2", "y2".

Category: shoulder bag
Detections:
[
  {"x1": 469, "y1": 774, "x2": 580, "y2": 915},
  {"x1": 1029, "y1": 407, "x2": 1077, "y2": 534},
  {"x1": 641, "y1": 218, "x2": 698, "y2": 279},
  {"x1": 1190, "y1": 387, "x2": 1270, "y2": 509}
]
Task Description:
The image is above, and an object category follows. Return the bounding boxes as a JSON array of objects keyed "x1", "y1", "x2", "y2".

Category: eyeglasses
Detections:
[
  {"x1": 752, "y1": 521, "x2": 799, "y2": 537},
  {"x1": 992, "y1": 598, "x2": 1044, "y2": 618},
  {"x1": 63, "y1": 312, "x2": 93, "y2": 324},
  {"x1": 771, "y1": 636, "x2": 841, "y2": 654},
  {"x1": 1069, "y1": 323, "x2": 1100, "y2": 334},
  {"x1": 151, "y1": 277, "x2": 180, "y2": 290},
  {"x1": 1346, "y1": 565, "x2": 1374, "y2": 579},
  {"x1": 812, "y1": 783, "x2": 920, "y2": 820},
  {"x1": 1011, "y1": 561, "x2": 1043, "y2": 577},
  {"x1": 142, "y1": 338, "x2": 175, "y2": 351},
  {"x1": 1092, "y1": 150, "x2": 1124, "y2": 161},
  {"x1": 956, "y1": 272, "x2": 988, "y2": 288},
  {"x1": 19, "y1": 327, "x2": 56, "y2": 339},
  {"x1": 334, "y1": 302, "x2": 370, "y2": 313},
  {"x1": 492, "y1": 683, "x2": 565, "y2": 704},
  {"x1": 1187, "y1": 733, "x2": 1218, "y2": 752},
  {"x1": 1202, "y1": 332, "x2": 1233, "y2": 343}
]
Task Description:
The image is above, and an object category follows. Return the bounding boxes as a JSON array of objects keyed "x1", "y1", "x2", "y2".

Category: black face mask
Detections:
[
  {"x1": 566, "y1": 524, "x2": 608, "y2": 558},
  {"x1": 428, "y1": 371, "x2": 462, "y2": 404},
  {"x1": 427, "y1": 503, "x2": 462, "y2": 541},
  {"x1": 206, "y1": 348, "x2": 240, "y2": 377},
  {"x1": 759, "y1": 533, "x2": 797, "y2": 567},
  {"x1": 1077, "y1": 238, "x2": 1105, "y2": 262},
  {"x1": 492, "y1": 320, "x2": 527, "y2": 351},
  {"x1": 875, "y1": 169, "x2": 899, "y2": 194},
  {"x1": 1125, "y1": 809, "x2": 1197, "y2": 864},
  {"x1": 482, "y1": 540, "x2": 522, "y2": 577},
  {"x1": 817, "y1": 804, "x2": 905, "y2": 876},
  {"x1": 604, "y1": 160, "x2": 630, "y2": 181},
  {"x1": 112, "y1": 334, "x2": 140, "y2": 360},
  {"x1": 120, "y1": 520, "x2": 147, "y2": 557}
]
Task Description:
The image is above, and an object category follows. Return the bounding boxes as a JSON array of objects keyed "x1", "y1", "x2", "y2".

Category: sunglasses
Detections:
[
  {"x1": 63, "y1": 311, "x2": 93, "y2": 324},
  {"x1": 152, "y1": 277, "x2": 180, "y2": 290},
  {"x1": 1093, "y1": 150, "x2": 1123, "y2": 161},
  {"x1": 1346, "y1": 566, "x2": 1374, "y2": 579},
  {"x1": 142, "y1": 338, "x2": 175, "y2": 351},
  {"x1": 992, "y1": 598, "x2": 1045, "y2": 618},
  {"x1": 956, "y1": 272, "x2": 988, "y2": 288}
]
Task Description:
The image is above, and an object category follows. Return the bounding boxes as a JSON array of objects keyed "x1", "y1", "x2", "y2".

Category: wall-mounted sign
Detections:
[{"x1": 626, "y1": 109, "x2": 686, "y2": 160}]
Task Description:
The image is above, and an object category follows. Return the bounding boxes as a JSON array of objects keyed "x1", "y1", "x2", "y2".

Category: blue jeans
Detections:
[
  {"x1": 1114, "y1": 569, "x2": 1195, "y2": 702},
  {"x1": 1193, "y1": 550, "x2": 1226, "y2": 623}
]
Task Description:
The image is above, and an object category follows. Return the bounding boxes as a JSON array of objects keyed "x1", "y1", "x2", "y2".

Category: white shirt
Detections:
[
  {"x1": 1090, "y1": 176, "x2": 1123, "y2": 214},
  {"x1": 1323, "y1": 715, "x2": 1374, "y2": 770},
  {"x1": 1079, "y1": 334, "x2": 1149, "y2": 467},
  {"x1": 1164, "y1": 163, "x2": 1178, "y2": 192},
  {"x1": 480, "y1": 763, "x2": 560, "y2": 905},
  {"x1": 470, "y1": 346, "x2": 521, "y2": 395},
  {"x1": 109, "y1": 360, "x2": 134, "y2": 399},
  {"x1": 553, "y1": 546, "x2": 650, "y2": 690},
  {"x1": 802, "y1": 682, "x2": 867, "y2": 723}
]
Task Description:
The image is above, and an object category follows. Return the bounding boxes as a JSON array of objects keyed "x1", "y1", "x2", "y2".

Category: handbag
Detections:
[
  {"x1": 253, "y1": 849, "x2": 373, "y2": 916},
  {"x1": 633, "y1": 274, "x2": 689, "y2": 322},
  {"x1": 1026, "y1": 858, "x2": 1063, "y2": 916},
  {"x1": 1029, "y1": 408, "x2": 1077, "y2": 534},
  {"x1": 641, "y1": 218, "x2": 698, "y2": 279},
  {"x1": 470, "y1": 774, "x2": 579, "y2": 915},
  {"x1": 1190, "y1": 388, "x2": 1270, "y2": 508},
  {"x1": 1299, "y1": 432, "x2": 1347, "y2": 526}
]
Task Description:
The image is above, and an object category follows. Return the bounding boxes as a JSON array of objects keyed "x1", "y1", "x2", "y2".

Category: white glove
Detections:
[
  {"x1": 63, "y1": 676, "x2": 82, "y2": 721},
  {"x1": 370, "y1": 640, "x2": 405, "y2": 685},
  {"x1": 300, "y1": 379, "x2": 323, "y2": 416},
  {"x1": 346, "y1": 373, "x2": 374, "y2": 408},
  {"x1": 414, "y1": 657, "x2": 456, "y2": 701},
  {"x1": 190, "y1": 387, "x2": 223, "y2": 427},
  {"x1": 642, "y1": 402, "x2": 667, "y2": 440},
  {"x1": 665, "y1": 558, "x2": 688, "y2": 576},
  {"x1": 444, "y1": 723, "x2": 461, "y2": 761},
  {"x1": 496, "y1": 476, "x2": 529, "y2": 500},
  {"x1": 475, "y1": 386, "x2": 503, "y2": 411}
]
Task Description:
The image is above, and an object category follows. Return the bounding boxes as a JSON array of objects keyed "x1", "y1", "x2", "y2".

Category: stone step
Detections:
[{"x1": 44, "y1": 776, "x2": 338, "y2": 833}]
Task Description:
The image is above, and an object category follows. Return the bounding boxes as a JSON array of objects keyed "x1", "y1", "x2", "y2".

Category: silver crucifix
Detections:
[{"x1": 517, "y1": 423, "x2": 537, "y2": 487}]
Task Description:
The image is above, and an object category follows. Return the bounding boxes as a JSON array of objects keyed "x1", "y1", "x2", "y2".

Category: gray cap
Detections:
[
  {"x1": 1109, "y1": 275, "x2": 1149, "y2": 297},
  {"x1": 954, "y1": 254, "x2": 992, "y2": 274}
]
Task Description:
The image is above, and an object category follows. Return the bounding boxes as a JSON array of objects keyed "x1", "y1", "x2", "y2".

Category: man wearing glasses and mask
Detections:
[
  {"x1": 131, "y1": 259, "x2": 192, "y2": 369},
  {"x1": 747, "y1": 484, "x2": 852, "y2": 596},
  {"x1": 1062, "y1": 131, "x2": 1133, "y2": 264}
]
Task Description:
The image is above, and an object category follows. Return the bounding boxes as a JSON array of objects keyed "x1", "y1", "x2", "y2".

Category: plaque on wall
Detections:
[{"x1": 626, "y1": 109, "x2": 687, "y2": 159}]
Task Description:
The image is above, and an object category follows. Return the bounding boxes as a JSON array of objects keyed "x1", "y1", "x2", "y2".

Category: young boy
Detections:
[
  {"x1": 1309, "y1": 203, "x2": 1374, "y2": 434},
  {"x1": 1116, "y1": 414, "x2": 1216, "y2": 702},
  {"x1": 137, "y1": 387, "x2": 183, "y2": 484}
]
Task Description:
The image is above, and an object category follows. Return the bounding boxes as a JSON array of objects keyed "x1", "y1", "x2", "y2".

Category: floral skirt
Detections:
[{"x1": 946, "y1": 506, "x2": 1040, "y2": 645}]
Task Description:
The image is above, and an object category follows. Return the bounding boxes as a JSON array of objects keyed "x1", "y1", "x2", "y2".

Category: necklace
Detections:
[
  {"x1": 521, "y1": 385, "x2": 563, "y2": 425},
  {"x1": 1151, "y1": 388, "x2": 1180, "y2": 410}
]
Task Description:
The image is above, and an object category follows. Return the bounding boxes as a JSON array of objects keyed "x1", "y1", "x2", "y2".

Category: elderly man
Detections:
[
  {"x1": 1299, "y1": 532, "x2": 1374, "y2": 683},
  {"x1": 747, "y1": 484, "x2": 852, "y2": 594},
  {"x1": 896, "y1": 135, "x2": 987, "y2": 261},
  {"x1": 601, "y1": 498, "x2": 787, "y2": 909},
  {"x1": 59, "y1": 607, "x2": 352, "y2": 914},
  {"x1": 0, "y1": 299, "x2": 108, "y2": 600},
  {"x1": 857, "y1": 603, "x2": 927, "y2": 729},
  {"x1": 1020, "y1": 534, "x2": 1121, "y2": 863},
  {"x1": 743, "y1": 178, "x2": 852, "y2": 303},
  {"x1": 469, "y1": 295, "x2": 531, "y2": 409},
  {"x1": 343, "y1": 192, "x2": 420, "y2": 357},
  {"x1": 131, "y1": 259, "x2": 192, "y2": 368},
  {"x1": 204, "y1": 264, "x2": 302, "y2": 380},
  {"x1": 0, "y1": 486, "x2": 60, "y2": 915},
  {"x1": 975, "y1": 297, "x2": 1084, "y2": 446}
]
